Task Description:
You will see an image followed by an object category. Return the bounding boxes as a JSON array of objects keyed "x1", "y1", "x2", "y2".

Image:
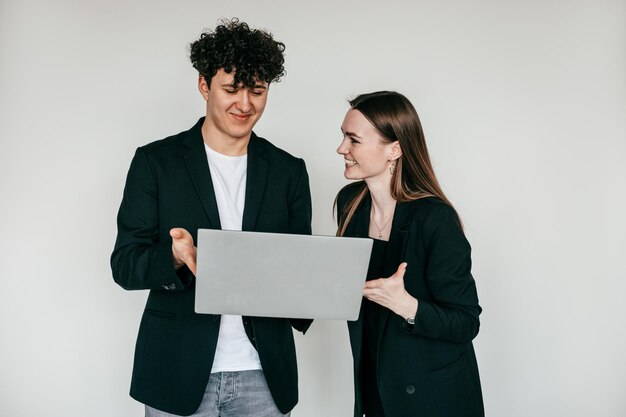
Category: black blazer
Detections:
[
  {"x1": 337, "y1": 182, "x2": 484, "y2": 417},
  {"x1": 111, "y1": 118, "x2": 313, "y2": 415}
]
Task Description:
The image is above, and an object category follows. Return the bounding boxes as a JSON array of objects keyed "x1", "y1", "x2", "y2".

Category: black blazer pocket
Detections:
[{"x1": 428, "y1": 352, "x2": 469, "y2": 384}]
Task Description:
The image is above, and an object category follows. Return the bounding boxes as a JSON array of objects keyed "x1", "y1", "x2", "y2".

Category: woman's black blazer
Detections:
[{"x1": 337, "y1": 182, "x2": 484, "y2": 417}]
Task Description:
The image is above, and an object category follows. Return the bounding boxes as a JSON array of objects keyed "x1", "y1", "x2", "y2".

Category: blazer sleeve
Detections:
[
  {"x1": 110, "y1": 147, "x2": 192, "y2": 291},
  {"x1": 408, "y1": 204, "x2": 481, "y2": 344},
  {"x1": 287, "y1": 158, "x2": 314, "y2": 333}
]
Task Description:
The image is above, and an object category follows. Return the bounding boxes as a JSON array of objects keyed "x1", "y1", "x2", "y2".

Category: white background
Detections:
[{"x1": 1, "y1": 1, "x2": 625, "y2": 416}]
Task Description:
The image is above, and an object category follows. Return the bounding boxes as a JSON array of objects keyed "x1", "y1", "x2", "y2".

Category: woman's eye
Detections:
[{"x1": 341, "y1": 133, "x2": 359, "y2": 144}]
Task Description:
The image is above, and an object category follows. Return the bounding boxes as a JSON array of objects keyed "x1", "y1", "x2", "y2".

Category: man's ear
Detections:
[
  {"x1": 198, "y1": 75, "x2": 210, "y2": 100},
  {"x1": 389, "y1": 141, "x2": 403, "y2": 161}
]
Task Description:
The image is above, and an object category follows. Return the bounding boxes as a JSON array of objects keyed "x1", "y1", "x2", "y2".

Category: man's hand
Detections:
[
  {"x1": 170, "y1": 228, "x2": 197, "y2": 275},
  {"x1": 363, "y1": 262, "x2": 418, "y2": 320}
]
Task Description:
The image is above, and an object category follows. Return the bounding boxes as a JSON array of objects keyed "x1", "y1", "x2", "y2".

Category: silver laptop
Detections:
[{"x1": 194, "y1": 229, "x2": 373, "y2": 320}]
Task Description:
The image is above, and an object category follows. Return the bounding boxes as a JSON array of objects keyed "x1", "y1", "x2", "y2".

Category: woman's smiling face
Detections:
[{"x1": 337, "y1": 109, "x2": 397, "y2": 182}]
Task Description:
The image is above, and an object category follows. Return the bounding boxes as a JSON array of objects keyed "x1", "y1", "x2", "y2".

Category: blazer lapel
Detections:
[
  {"x1": 182, "y1": 118, "x2": 221, "y2": 229},
  {"x1": 382, "y1": 201, "x2": 412, "y2": 276},
  {"x1": 242, "y1": 133, "x2": 269, "y2": 232},
  {"x1": 377, "y1": 201, "x2": 412, "y2": 351}
]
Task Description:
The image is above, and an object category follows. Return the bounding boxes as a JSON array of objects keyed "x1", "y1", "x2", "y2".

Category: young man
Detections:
[{"x1": 111, "y1": 20, "x2": 312, "y2": 417}]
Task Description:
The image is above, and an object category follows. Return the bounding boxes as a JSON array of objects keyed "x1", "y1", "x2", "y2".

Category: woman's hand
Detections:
[
  {"x1": 363, "y1": 262, "x2": 418, "y2": 320},
  {"x1": 170, "y1": 228, "x2": 197, "y2": 275}
]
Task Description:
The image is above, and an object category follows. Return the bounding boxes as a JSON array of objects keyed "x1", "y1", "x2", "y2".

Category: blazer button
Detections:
[{"x1": 405, "y1": 384, "x2": 416, "y2": 395}]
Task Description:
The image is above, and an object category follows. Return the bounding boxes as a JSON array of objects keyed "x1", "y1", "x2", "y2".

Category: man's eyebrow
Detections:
[{"x1": 220, "y1": 83, "x2": 268, "y2": 89}]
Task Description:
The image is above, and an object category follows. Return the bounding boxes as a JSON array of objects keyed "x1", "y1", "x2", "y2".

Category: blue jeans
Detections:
[{"x1": 145, "y1": 370, "x2": 289, "y2": 417}]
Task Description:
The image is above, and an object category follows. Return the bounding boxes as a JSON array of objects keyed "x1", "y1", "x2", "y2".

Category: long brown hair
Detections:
[{"x1": 335, "y1": 91, "x2": 458, "y2": 236}]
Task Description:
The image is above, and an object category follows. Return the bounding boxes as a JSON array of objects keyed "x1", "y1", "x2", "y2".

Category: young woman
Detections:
[{"x1": 335, "y1": 91, "x2": 484, "y2": 417}]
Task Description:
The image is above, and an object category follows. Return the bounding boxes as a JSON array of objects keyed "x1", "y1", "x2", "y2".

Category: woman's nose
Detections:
[{"x1": 337, "y1": 138, "x2": 348, "y2": 155}]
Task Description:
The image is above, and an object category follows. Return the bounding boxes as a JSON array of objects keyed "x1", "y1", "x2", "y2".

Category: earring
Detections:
[{"x1": 389, "y1": 161, "x2": 396, "y2": 175}]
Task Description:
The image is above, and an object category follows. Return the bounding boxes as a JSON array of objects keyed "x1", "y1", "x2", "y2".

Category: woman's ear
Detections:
[{"x1": 389, "y1": 141, "x2": 403, "y2": 161}]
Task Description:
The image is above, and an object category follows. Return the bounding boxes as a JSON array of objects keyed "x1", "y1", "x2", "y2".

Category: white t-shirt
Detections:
[{"x1": 204, "y1": 143, "x2": 262, "y2": 372}]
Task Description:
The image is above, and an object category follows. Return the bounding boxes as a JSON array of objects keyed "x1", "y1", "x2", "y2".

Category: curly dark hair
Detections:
[{"x1": 189, "y1": 18, "x2": 286, "y2": 88}]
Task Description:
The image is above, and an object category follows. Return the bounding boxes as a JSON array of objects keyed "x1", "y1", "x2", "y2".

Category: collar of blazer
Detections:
[
  {"x1": 346, "y1": 192, "x2": 413, "y2": 278},
  {"x1": 181, "y1": 117, "x2": 270, "y2": 231}
]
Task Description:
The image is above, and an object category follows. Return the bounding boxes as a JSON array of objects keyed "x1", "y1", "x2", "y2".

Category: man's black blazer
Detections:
[
  {"x1": 337, "y1": 182, "x2": 484, "y2": 417},
  {"x1": 111, "y1": 118, "x2": 313, "y2": 415}
]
